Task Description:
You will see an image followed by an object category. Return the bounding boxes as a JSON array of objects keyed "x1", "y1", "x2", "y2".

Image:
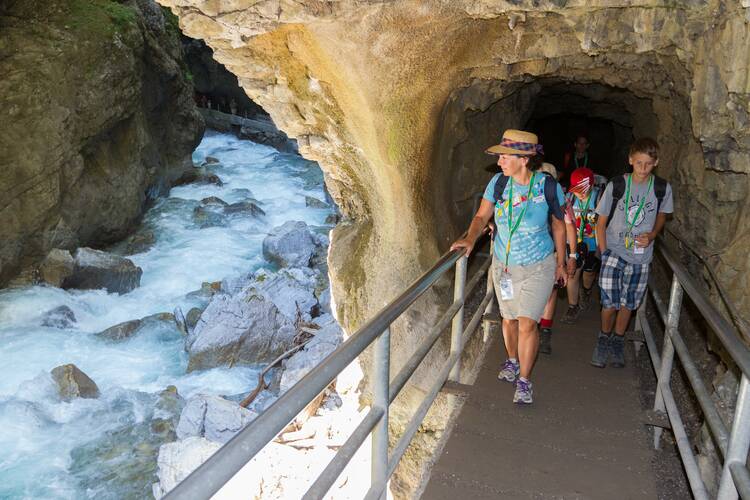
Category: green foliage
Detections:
[
  {"x1": 66, "y1": 0, "x2": 137, "y2": 37},
  {"x1": 161, "y1": 6, "x2": 181, "y2": 39}
]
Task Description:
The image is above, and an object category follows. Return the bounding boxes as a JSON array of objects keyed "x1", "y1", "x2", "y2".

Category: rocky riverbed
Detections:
[{"x1": 0, "y1": 131, "x2": 367, "y2": 499}]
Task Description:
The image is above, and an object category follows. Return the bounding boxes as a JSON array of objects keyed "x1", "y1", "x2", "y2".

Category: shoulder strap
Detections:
[
  {"x1": 492, "y1": 174, "x2": 510, "y2": 203},
  {"x1": 606, "y1": 175, "x2": 626, "y2": 228},
  {"x1": 654, "y1": 175, "x2": 667, "y2": 212},
  {"x1": 543, "y1": 173, "x2": 564, "y2": 220}
]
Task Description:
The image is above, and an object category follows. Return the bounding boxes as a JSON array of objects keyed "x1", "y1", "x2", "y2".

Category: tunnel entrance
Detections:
[{"x1": 437, "y1": 77, "x2": 667, "y2": 233}]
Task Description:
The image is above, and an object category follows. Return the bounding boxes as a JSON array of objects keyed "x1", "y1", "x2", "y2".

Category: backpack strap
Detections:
[
  {"x1": 606, "y1": 175, "x2": 626, "y2": 228},
  {"x1": 542, "y1": 173, "x2": 565, "y2": 220},
  {"x1": 654, "y1": 175, "x2": 667, "y2": 212},
  {"x1": 492, "y1": 174, "x2": 510, "y2": 204}
]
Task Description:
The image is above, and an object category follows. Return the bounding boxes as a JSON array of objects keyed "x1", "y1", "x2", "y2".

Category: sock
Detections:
[
  {"x1": 540, "y1": 318, "x2": 553, "y2": 329},
  {"x1": 600, "y1": 330, "x2": 612, "y2": 337},
  {"x1": 518, "y1": 376, "x2": 530, "y2": 383},
  {"x1": 508, "y1": 357, "x2": 518, "y2": 364}
]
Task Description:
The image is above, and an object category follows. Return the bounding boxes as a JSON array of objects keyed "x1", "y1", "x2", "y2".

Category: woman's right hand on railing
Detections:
[{"x1": 450, "y1": 238, "x2": 474, "y2": 257}]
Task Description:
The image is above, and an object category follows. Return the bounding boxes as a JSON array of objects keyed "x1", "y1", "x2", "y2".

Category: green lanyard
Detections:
[
  {"x1": 504, "y1": 173, "x2": 536, "y2": 270},
  {"x1": 574, "y1": 152, "x2": 588, "y2": 168},
  {"x1": 624, "y1": 174, "x2": 653, "y2": 236},
  {"x1": 577, "y1": 192, "x2": 592, "y2": 243}
]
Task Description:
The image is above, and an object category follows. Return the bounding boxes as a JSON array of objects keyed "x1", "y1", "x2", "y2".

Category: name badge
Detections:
[
  {"x1": 499, "y1": 271, "x2": 514, "y2": 300},
  {"x1": 532, "y1": 194, "x2": 545, "y2": 203},
  {"x1": 634, "y1": 245, "x2": 645, "y2": 255}
]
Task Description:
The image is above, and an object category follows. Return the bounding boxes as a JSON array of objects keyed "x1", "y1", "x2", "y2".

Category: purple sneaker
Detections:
[
  {"x1": 497, "y1": 358, "x2": 520, "y2": 383},
  {"x1": 513, "y1": 378, "x2": 533, "y2": 404}
]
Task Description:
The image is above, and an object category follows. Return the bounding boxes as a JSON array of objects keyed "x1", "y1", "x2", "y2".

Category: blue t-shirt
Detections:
[
  {"x1": 483, "y1": 173, "x2": 565, "y2": 267},
  {"x1": 566, "y1": 186, "x2": 600, "y2": 252}
]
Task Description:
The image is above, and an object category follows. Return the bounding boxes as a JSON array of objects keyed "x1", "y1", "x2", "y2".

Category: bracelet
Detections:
[{"x1": 568, "y1": 253, "x2": 578, "y2": 259}]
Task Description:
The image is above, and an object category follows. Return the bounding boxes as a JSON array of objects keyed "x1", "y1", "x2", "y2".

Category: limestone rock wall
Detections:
[
  {"x1": 156, "y1": 0, "x2": 750, "y2": 496},
  {"x1": 0, "y1": 0, "x2": 204, "y2": 284}
]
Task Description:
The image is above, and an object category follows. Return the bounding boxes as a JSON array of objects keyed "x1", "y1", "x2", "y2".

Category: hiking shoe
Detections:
[
  {"x1": 513, "y1": 378, "x2": 533, "y2": 404},
  {"x1": 539, "y1": 328, "x2": 552, "y2": 355},
  {"x1": 497, "y1": 358, "x2": 520, "y2": 383},
  {"x1": 561, "y1": 305, "x2": 581, "y2": 324},
  {"x1": 610, "y1": 334, "x2": 626, "y2": 368},
  {"x1": 579, "y1": 287, "x2": 593, "y2": 311},
  {"x1": 591, "y1": 332, "x2": 610, "y2": 368}
]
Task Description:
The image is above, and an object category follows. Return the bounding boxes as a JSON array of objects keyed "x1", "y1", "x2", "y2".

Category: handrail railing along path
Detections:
[
  {"x1": 164, "y1": 235, "x2": 495, "y2": 500},
  {"x1": 637, "y1": 243, "x2": 750, "y2": 500}
]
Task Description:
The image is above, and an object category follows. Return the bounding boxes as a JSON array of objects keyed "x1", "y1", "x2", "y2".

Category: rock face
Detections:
[
  {"x1": 280, "y1": 316, "x2": 343, "y2": 393},
  {"x1": 50, "y1": 364, "x2": 100, "y2": 401},
  {"x1": 158, "y1": 1, "x2": 750, "y2": 495},
  {"x1": 0, "y1": 0, "x2": 204, "y2": 286},
  {"x1": 176, "y1": 394, "x2": 257, "y2": 443},
  {"x1": 38, "y1": 249, "x2": 75, "y2": 287},
  {"x1": 66, "y1": 248, "x2": 143, "y2": 294}
]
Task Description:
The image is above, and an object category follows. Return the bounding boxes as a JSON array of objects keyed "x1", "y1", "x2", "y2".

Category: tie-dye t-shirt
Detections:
[
  {"x1": 482, "y1": 173, "x2": 565, "y2": 267},
  {"x1": 564, "y1": 186, "x2": 600, "y2": 252}
]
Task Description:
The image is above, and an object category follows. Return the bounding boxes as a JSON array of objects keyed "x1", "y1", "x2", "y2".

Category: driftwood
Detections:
[{"x1": 239, "y1": 338, "x2": 312, "y2": 408}]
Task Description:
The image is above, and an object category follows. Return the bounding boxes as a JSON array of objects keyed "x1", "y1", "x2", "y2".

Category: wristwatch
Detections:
[{"x1": 568, "y1": 252, "x2": 578, "y2": 259}]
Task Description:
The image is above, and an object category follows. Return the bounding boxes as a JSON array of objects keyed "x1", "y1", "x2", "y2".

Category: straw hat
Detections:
[{"x1": 486, "y1": 129, "x2": 544, "y2": 156}]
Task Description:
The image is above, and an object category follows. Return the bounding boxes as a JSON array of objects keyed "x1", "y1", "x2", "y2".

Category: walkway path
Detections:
[{"x1": 422, "y1": 298, "x2": 657, "y2": 499}]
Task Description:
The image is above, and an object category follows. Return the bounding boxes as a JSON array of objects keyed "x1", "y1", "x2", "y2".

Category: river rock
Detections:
[
  {"x1": 38, "y1": 249, "x2": 75, "y2": 288},
  {"x1": 173, "y1": 167, "x2": 223, "y2": 187},
  {"x1": 324, "y1": 213, "x2": 341, "y2": 225},
  {"x1": 51, "y1": 364, "x2": 100, "y2": 401},
  {"x1": 262, "y1": 221, "x2": 319, "y2": 268},
  {"x1": 185, "y1": 307, "x2": 203, "y2": 331},
  {"x1": 96, "y1": 319, "x2": 143, "y2": 341},
  {"x1": 252, "y1": 268, "x2": 319, "y2": 321},
  {"x1": 65, "y1": 248, "x2": 142, "y2": 294},
  {"x1": 192, "y1": 205, "x2": 226, "y2": 228},
  {"x1": 200, "y1": 196, "x2": 228, "y2": 207},
  {"x1": 280, "y1": 319, "x2": 344, "y2": 393},
  {"x1": 176, "y1": 394, "x2": 258, "y2": 444},
  {"x1": 223, "y1": 201, "x2": 266, "y2": 217},
  {"x1": 41, "y1": 305, "x2": 77, "y2": 329},
  {"x1": 187, "y1": 293, "x2": 297, "y2": 372},
  {"x1": 203, "y1": 156, "x2": 220, "y2": 164},
  {"x1": 305, "y1": 196, "x2": 328, "y2": 208},
  {"x1": 152, "y1": 436, "x2": 222, "y2": 499},
  {"x1": 121, "y1": 230, "x2": 156, "y2": 255}
]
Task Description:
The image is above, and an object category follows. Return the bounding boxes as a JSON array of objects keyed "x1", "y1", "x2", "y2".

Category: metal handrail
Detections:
[
  {"x1": 164, "y1": 237, "x2": 494, "y2": 499},
  {"x1": 638, "y1": 242, "x2": 750, "y2": 500}
]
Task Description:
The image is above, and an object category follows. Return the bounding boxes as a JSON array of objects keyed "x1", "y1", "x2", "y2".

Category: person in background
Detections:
[
  {"x1": 561, "y1": 167, "x2": 602, "y2": 324},
  {"x1": 591, "y1": 138, "x2": 673, "y2": 368},
  {"x1": 451, "y1": 130, "x2": 571, "y2": 404},
  {"x1": 561, "y1": 134, "x2": 591, "y2": 188}
]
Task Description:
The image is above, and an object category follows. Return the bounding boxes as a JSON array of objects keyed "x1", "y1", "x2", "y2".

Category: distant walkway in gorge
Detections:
[{"x1": 422, "y1": 297, "x2": 657, "y2": 499}]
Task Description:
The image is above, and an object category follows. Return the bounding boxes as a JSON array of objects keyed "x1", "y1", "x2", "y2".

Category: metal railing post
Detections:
[
  {"x1": 371, "y1": 327, "x2": 390, "y2": 499},
  {"x1": 450, "y1": 255, "x2": 468, "y2": 382},
  {"x1": 717, "y1": 374, "x2": 750, "y2": 500},
  {"x1": 653, "y1": 275, "x2": 683, "y2": 449},
  {"x1": 483, "y1": 256, "x2": 495, "y2": 343}
]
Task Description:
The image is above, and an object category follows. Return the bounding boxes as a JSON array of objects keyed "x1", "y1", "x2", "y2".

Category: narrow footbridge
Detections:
[{"x1": 164, "y1": 235, "x2": 750, "y2": 499}]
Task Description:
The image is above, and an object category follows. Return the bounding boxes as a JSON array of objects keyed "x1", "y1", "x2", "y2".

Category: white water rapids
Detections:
[{"x1": 0, "y1": 131, "x2": 336, "y2": 499}]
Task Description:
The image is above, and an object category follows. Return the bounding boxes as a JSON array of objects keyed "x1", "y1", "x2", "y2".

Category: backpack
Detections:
[
  {"x1": 492, "y1": 172, "x2": 565, "y2": 221},
  {"x1": 606, "y1": 174, "x2": 667, "y2": 228}
]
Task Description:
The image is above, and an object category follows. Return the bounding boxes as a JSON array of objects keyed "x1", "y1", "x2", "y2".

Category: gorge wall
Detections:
[
  {"x1": 0, "y1": 0, "x2": 204, "y2": 285},
  {"x1": 110, "y1": 0, "x2": 750, "y2": 496}
]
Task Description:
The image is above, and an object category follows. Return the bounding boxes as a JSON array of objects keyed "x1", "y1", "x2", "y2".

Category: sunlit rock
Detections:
[
  {"x1": 262, "y1": 221, "x2": 319, "y2": 268},
  {"x1": 50, "y1": 364, "x2": 100, "y2": 401},
  {"x1": 152, "y1": 436, "x2": 222, "y2": 499},
  {"x1": 176, "y1": 394, "x2": 257, "y2": 443},
  {"x1": 38, "y1": 249, "x2": 75, "y2": 288}
]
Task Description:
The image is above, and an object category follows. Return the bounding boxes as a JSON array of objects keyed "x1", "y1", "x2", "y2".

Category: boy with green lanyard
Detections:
[{"x1": 591, "y1": 138, "x2": 673, "y2": 368}]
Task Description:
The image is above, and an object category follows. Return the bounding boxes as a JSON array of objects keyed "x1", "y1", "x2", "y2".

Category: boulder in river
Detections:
[
  {"x1": 223, "y1": 201, "x2": 266, "y2": 217},
  {"x1": 262, "y1": 221, "x2": 320, "y2": 268},
  {"x1": 173, "y1": 167, "x2": 223, "y2": 187},
  {"x1": 38, "y1": 249, "x2": 75, "y2": 288},
  {"x1": 121, "y1": 230, "x2": 157, "y2": 255},
  {"x1": 251, "y1": 268, "x2": 319, "y2": 321},
  {"x1": 305, "y1": 196, "x2": 328, "y2": 208},
  {"x1": 50, "y1": 364, "x2": 100, "y2": 401},
  {"x1": 280, "y1": 318, "x2": 344, "y2": 393},
  {"x1": 64, "y1": 248, "x2": 142, "y2": 294},
  {"x1": 176, "y1": 394, "x2": 257, "y2": 444},
  {"x1": 96, "y1": 313, "x2": 175, "y2": 342},
  {"x1": 199, "y1": 196, "x2": 228, "y2": 207},
  {"x1": 192, "y1": 205, "x2": 226, "y2": 228},
  {"x1": 187, "y1": 293, "x2": 297, "y2": 372},
  {"x1": 41, "y1": 305, "x2": 77, "y2": 329},
  {"x1": 152, "y1": 436, "x2": 222, "y2": 499}
]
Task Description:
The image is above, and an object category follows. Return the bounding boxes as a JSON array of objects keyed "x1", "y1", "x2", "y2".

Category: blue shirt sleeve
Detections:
[{"x1": 482, "y1": 174, "x2": 501, "y2": 203}]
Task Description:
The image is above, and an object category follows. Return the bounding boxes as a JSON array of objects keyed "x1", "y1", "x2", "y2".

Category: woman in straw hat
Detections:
[{"x1": 451, "y1": 129, "x2": 573, "y2": 404}]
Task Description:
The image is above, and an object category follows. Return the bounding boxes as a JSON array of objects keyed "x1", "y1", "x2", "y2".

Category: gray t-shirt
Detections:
[{"x1": 595, "y1": 175, "x2": 674, "y2": 264}]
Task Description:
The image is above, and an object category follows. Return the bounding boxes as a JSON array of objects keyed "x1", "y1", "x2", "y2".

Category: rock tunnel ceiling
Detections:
[{"x1": 157, "y1": 0, "x2": 750, "y2": 495}]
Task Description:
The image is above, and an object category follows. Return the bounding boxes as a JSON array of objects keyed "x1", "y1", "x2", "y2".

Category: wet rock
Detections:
[
  {"x1": 305, "y1": 196, "x2": 328, "y2": 208},
  {"x1": 176, "y1": 394, "x2": 257, "y2": 443},
  {"x1": 51, "y1": 364, "x2": 100, "y2": 401},
  {"x1": 223, "y1": 201, "x2": 266, "y2": 217},
  {"x1": 203, "y1": 156, "x2": 220, "y2": 164},
  {"x1": 70, "y1": 386, "x2": 184, "y2": 500},
  {"x1": 41, "y1": 305, "x2": 77, "y2": 329},
  {"x1": 187, "y1": 293, "x2": 297, "y2": 372},
  {"x1": 192, "y1": 205, "x2": 226, "y2": 228},
  {"x1": 65, "y1": 248, "x2": 142, "y2": 294},
  {"x1": 184, "y1": 281, "x2": 222, "y2": 302},
  {"x1": 121, "y1": 230, "x2": 156, "y2": 255},
  {"x1": 152, "y1": 436, "x2": 222, "y2": 499},
  {"x1": 96, "y1": 319, "x2": 143, "y2": 341},
  {"x1": 262, "y1": 221, "x2": 319, "y2": 268},
  {"x1": 185, "y1": 307, "x2": 203, "y2": 330},
  {"x1": 325, "y1": 213, "x2": 341, "y2": 225},
  {"x1": 38, "y1": 249, "x2": 74, "y2": 288},
  {"x1": 200, "y1": 196, "x2": 228, "y2": 207},
  {"x1": 173, "y1": 167, "x2": 223, "y2": 187}
]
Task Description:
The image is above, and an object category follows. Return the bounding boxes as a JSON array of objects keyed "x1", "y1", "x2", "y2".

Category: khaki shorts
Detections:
[{"x1": 492, "y1": 253, "x2": 556, "y2": 321}]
